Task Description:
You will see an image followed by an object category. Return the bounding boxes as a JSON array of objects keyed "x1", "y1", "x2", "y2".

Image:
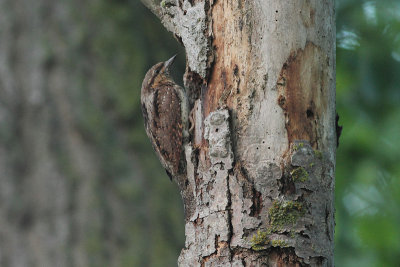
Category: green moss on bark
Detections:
[
  {"x1": 250, "y1": 230, "x2": 269, "y2": 251},
  {"x1": 269, "y1": 200, "x2": 304, "y2": 227},
  {"x1": 290, "y1": 167, "x2": 309, "y2": 182},
  {"x1": 270, "y1": 239, "x2": 288, "y2": 247}
]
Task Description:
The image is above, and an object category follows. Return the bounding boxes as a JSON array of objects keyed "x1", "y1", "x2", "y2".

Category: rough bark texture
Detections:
[{"x1": 144, "y1": 0, "x2": 336, "y2": 266}]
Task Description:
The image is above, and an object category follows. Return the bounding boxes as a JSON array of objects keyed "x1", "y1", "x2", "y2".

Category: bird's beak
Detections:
[{"x1": 164, "y1": 54, "x2": 177, "y2": 72}]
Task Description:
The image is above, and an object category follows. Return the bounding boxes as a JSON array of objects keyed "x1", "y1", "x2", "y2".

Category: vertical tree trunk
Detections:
[
  {"x1": 142, "y1": 0, "x2": 336, "y2": 266},
  {"x1": 0, "y1": 1, "x2": 117, "y2": 265}
]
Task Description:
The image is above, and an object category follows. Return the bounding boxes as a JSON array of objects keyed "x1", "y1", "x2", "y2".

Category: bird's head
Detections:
[{"x1": 141, "y1": 55, "x2": 177, "y2": 93}]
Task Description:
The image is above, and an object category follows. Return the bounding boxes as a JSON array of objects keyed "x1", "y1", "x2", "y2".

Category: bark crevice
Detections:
[{"x1": 140, "y1": 0, "x2": 336, "y2": 265}]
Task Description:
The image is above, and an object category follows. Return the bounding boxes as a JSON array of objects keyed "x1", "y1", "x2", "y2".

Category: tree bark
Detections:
[{"x1": 142, "y1": 0, "x2": 336, "y2": 266}]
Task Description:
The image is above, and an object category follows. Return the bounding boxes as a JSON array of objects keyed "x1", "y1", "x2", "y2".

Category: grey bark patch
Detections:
[
  {"x1": 255, "y1": 163, "x2": 281, "y2": 199},
  {"x1": 291, "y1": 140, "x2": 315, "y2": 167},
  {"x1": 162, "y1": 1, "x2": 209, "y2": 78},
  {"x1": 204, "y1": 109, "x2": 233, "y2": 167},
  {"x1": 142, "y1": 0, "x2": 210, "y2": 77},
  {"x1": 180, "y1": 109, "x2": 234, "y2": 265}
]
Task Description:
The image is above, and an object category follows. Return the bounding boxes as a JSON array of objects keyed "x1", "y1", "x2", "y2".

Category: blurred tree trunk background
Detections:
[{"x1": 0, "y1": 0, "x2": 185, "y2": 266}]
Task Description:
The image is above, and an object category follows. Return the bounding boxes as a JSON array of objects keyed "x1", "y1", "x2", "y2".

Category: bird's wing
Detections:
[{"x1": 151, "y1": 84, "x2": 183, "y2": 175}]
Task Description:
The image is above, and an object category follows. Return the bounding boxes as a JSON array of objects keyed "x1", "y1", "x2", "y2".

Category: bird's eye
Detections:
[{"x1": 155, "y1": 67, "x2": 162, "y2": 75}]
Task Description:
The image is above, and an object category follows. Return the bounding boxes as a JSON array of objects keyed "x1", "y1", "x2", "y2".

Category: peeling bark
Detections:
[{"x1": 141, "y1": 0, "x2": 336, "y2": 266}]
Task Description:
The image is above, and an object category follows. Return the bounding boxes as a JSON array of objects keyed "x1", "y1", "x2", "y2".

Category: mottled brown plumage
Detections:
[{"x1": 141, "y1": 55, "x2": 189, "y2": 179}]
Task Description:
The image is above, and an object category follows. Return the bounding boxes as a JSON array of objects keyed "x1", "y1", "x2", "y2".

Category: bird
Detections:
[{"x1": 141, "y1": 55, "x2": 189, "y2": 180}]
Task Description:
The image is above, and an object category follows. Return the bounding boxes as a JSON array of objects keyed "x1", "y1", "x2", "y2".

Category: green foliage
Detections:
[{"x1": 336, "y1": 1, "x2": 400, "y2": 266}]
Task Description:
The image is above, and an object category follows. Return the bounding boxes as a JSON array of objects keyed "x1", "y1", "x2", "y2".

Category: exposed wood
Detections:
[{"x1": 141, "y1": 0, "x2": 336, "y2": 265}]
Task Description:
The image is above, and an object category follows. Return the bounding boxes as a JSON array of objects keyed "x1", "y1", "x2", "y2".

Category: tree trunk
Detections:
[
  {"x1": 142, "y1": 0, "x2": 336, "y2": 266},
  {"x1": 0, "y1": 1, "x2": 118, "y2": 265}
]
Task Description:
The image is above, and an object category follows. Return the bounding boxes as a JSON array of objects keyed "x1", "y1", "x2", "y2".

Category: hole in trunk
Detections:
[{"x1": 306, "y1": 109, "x2": 314, "y2": 118}]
